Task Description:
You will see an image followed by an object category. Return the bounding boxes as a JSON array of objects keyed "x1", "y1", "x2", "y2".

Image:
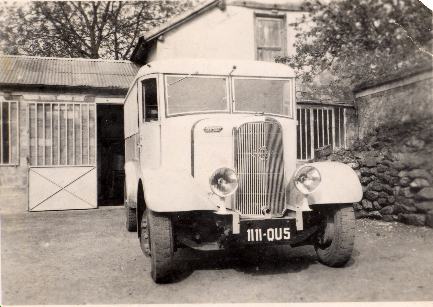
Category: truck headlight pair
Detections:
[
  {"x1": 209, "y1": 166, "x2": 321, "y2": 197},
  {"x1": 209, "y1": 167, "x2": 238, "y2": 197},
  {"x1": 294, "y1": 166, "x2": 321, "y2": 194}
]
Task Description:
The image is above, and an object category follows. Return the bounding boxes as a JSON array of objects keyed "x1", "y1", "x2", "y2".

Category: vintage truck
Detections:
[{"x1": 123, "y1": 59, "x2": 362, "y2": 283}]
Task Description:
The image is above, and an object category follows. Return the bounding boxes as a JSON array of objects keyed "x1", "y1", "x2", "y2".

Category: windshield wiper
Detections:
[{"x1": 168, "y1": 71, "x2": 199, "y2": 86}]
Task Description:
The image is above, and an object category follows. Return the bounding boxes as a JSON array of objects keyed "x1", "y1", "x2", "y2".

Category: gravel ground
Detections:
[{"x1": 1, "y1": 207, "x2": 433, "y2": 305}]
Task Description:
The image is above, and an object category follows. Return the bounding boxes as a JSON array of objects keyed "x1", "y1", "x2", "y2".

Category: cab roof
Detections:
[{"x1": 135, "y1": 59, "x2": 296, "y2": 79}]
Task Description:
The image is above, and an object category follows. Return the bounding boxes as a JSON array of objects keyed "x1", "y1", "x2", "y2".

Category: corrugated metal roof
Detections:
[{"x1": 0, "y1": 55, "x2": 140, "y2": 90}]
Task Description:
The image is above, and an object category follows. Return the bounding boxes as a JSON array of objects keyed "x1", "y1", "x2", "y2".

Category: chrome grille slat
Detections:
[{"x1": 235, "y1": 121, "x2": 285, "y2": 215}]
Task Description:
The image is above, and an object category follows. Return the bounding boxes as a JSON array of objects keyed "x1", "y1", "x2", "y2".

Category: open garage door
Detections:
[{"x1": 28, "y1": 102, "x2": 97, "y2": 211}]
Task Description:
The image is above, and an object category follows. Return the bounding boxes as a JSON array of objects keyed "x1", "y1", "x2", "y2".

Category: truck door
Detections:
[{"x1": 138, "y1": 76, "x2": 161, "y2": 170}]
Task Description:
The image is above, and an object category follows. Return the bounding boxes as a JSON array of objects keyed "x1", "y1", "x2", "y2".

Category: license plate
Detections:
[{"x1": 240, "y1": 219, "x2": 295, "y2": 243}]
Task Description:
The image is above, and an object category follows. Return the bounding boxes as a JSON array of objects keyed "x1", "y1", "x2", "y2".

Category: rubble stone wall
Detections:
[{"x1": 319, "y1": 118, "x2": 433, "y2": 228}]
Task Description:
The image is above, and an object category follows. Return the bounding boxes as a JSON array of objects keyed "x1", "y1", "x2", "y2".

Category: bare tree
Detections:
[{"x1": 0, "y1": 1, "x2": 195, "y2": 59}]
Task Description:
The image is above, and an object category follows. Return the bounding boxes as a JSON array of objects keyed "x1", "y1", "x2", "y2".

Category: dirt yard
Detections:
[{"x1": 1, "y1": 207, "x2": 433, "y2": 304}]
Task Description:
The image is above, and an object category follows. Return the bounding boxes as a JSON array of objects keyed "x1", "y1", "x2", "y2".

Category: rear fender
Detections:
[
  {"x1": 305, "y1": 161, "x2": 362, "y2": 205},
  {"x1": 142, "y1": 169, "x2": 218, "y2": 212}
]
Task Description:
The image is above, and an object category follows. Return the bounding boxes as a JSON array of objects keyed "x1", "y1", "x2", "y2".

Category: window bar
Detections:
[
  {"x1": 8, "y1": 102, "x2": 12, "y2": 164},
  {"x1": 35, "y1": 103, "x2": 39, "y2": 166},
  {"x1": 338, "y1": 108, "x2": 342, "y2": 148},
  {"x1": 328, "y1": 109, "x2": 332, "y2": 146},
  {"x1": 327, "y1": 109, "x2": 331, "y2": 145},
  {"x1": 309, "y1": 107, "x2": 315, "y2": 160},
  {"x1": 0, "y1": 101, "x2": 3, "y2": 164},
  {"x1": 303, "y1": 108, "x2": 307, "y2": 160},
  {"x1": 343, "y1": 108, "x2": 347, "y2": 148},
  {"x1": 323, "y1": 109, "x2": 329, "y2": 146},
  {"x1": 57, "y1": 104, "x2": 60, "y2": 165},
  {"x1": 319, "y1": 109, "x2": 325, "y2": 147},
  {"x1": 332, "y1": 108, "x2": 336, "y2": 148},
  {"x1": 323, "y1": 108, "x2": 327, "y2": 146},
  {"x1": 88, "y1": 104, "x2": 90, "y2": 165},
  {"x1": 50, "y1": 104, "x2": 53, "y2": 165},
  {"x1": 16, "y1": 102, "x2": 20, "y2": 165},
  {"x1": 26, "y1": 103, "x2": 29, "y2": 165},
  {"x1": 80, "y1": 104, "x2": 83, "y2": 165},
  {"x1": 299, "y1": 108, "x2": 303, "y2": 160},
  {"x1": 65, "y1": 104, "x2": 68, "y2": 165},
  {"x1": 73, "y1": 104, "x2": 75, "y2": 165},
  {"x1": 42, "y1": 104, "x2": 45, "y2": 165},
  {"x1": 316, "y1": 108, "x2": 320, "y2": 148}
]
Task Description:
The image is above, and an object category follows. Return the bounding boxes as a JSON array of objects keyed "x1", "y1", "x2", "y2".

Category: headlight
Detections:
[
  {"x1": 294, "y1": 166, "x2": 321, "y2": 194},
  {"x1": 209, "y1": 167, "x2": 239, "y2": 197}
]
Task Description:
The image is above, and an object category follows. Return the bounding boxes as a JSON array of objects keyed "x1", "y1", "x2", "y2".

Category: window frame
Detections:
[
  {"x1": 164, "y1": 74, "x2": 231, "y2": 118},
  {"x1": 0, "y1": 99, "x2": 19, "y2": 166},
  {"x1": 141, "y1": 77, "x2": 159, "y2": 123},
  {"x1": 254, "y1": 13, "x2": 287, "y2": 62},
  {"x1": 232, "y1": 76, "x2": 295, "y2": 119}
]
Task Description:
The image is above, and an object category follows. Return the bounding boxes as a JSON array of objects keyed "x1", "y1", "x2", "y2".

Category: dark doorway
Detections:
[{"x1": 97, "y1": 104, "x2": 125, "y2": 206}]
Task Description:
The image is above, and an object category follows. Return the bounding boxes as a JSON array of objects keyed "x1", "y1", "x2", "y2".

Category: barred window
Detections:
[
  {"x1": 297, "y1": 106, "x2": 346, "y2": 161},
  {"x1": 28, "y1": 103, "x2": 96, "y2": 166},
  {"x1": 0, "y1": 100, "x2": 19, "y2": 165}
]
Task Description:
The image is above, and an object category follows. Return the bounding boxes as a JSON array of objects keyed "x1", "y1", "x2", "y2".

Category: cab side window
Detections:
[{"x1": 142, "y1": 78, "x2": 158, "y2": 122}]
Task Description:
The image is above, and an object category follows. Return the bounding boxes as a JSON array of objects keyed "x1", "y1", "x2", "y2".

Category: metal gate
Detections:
[
  {"x1": 28, "y1": 102, "x2": 97, "y2": 211},
  {"x1": 297, "y1": 106, "x2": 346, "y2": 161}
]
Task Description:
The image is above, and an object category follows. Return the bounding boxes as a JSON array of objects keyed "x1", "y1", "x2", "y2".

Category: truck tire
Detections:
[
  {"x1": 147, "y1": 210, "x2": 175, "y2": 283},
  {"x1": 314, "y1": 204, "x2": 355, "y2": 267},
  {"x1": 139, "y1": 209, "x2": 151, "y2": 257},
  {"x1": 125, "y1": 207, "x2": 137, "y2": 232}
]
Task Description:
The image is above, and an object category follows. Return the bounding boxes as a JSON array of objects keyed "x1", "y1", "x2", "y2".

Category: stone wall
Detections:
[
  {"x1": 320, "y1": 118, "x2": 433, "y2": 228},
  {"x1": 355, "y1": 70, "x2": 433, "y2": 138}
]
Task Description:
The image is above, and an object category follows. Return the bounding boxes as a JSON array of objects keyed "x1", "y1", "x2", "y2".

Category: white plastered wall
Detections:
[{"x1": 147, "y1": 5, "x2": 305, "y2": 62}]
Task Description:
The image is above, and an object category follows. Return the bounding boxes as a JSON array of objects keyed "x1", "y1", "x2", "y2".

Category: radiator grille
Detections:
[{"x1": 235, "y1": 121, "x2": 285, "y2": 215}]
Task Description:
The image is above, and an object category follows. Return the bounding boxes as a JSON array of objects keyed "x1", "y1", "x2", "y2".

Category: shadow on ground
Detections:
[{"x1": 167, "y1": 244, "x2": 324, "y2": 283}]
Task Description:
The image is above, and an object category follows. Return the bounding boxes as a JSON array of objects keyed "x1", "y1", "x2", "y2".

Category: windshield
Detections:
[
  {"x1": 233, "y1": 78, "x2": 293, "y2": 117},
  {"x1": 166, "y1": 75, "x2": 228, "y2": 116}
]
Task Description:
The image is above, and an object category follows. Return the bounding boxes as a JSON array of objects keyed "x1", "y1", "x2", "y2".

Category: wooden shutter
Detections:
[{"x1": 255, "y1": 15, "x2": 287, "y2": 61}]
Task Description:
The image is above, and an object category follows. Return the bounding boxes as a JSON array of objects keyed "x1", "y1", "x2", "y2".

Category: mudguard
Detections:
[
  {"x1": 304, "y1": 161, "x2": 363, "y2": 205},
  {"x1": 141, "y1": 169, "x2": 218, "y2": 212},
  {"x1": 125, "y1": 161, "x2": 141, "y2": 208}
]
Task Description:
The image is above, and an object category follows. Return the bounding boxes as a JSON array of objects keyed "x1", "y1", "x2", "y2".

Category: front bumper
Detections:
[{"x1": 174, "y1": 210, "x2": 319, "y2": 251}]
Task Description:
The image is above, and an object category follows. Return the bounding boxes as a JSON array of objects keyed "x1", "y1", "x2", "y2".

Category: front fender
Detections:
[
  {"x1": 125, "y1": 161, "x2": 141, "y2": 208},
  {"x1": 142, "y1": 169, "x2": 218, "y2": 212},
  {"x1": 305, "y1": 161, "x2": 362, "y2": 205}
]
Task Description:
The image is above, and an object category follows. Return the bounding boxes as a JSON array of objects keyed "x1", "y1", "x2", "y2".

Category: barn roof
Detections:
[{"x1": 0, "y1": 55, "x2": 140, "y2": 92}]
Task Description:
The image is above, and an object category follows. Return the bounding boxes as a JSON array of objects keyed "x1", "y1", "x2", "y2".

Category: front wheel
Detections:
[
  {"x1": 314, "y1": 204, "x2": 355, "y2": 267},
  {"x1": 147, "y1": 211, "x2": 175, "y2": 283}
]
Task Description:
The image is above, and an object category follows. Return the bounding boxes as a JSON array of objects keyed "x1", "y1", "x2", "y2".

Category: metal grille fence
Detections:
[
  {"x1": 297, "y1": 106, "x2": 346, "y2": 160},
  {"x1": 28, "y1": 103, "x2": 96, "y2": 166}
]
